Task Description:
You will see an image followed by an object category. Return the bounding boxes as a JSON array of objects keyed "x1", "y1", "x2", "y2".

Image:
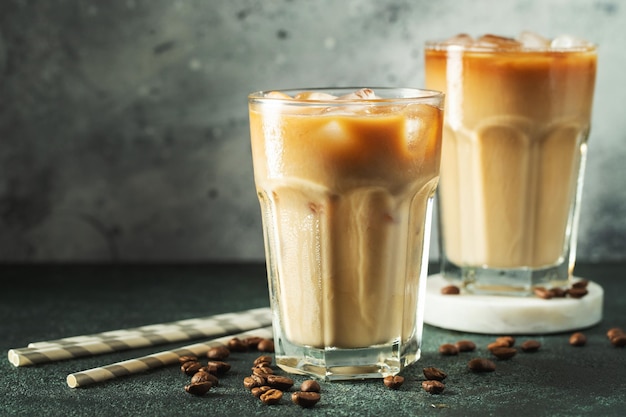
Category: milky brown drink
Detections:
[
  {"x1": 425, "y1": 33, "x2": 597, "y2": 292},
  {"x1": 249, "y1": 88, "x2": 443, "y2": 379}
]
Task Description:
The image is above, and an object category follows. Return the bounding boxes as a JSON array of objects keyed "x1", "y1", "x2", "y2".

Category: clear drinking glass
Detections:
[
  {"x1": 425, "y1": 34, "x2": 597, "y2": 295},
  {"x1": 248, "y1": 87, "x2": 444, "y2": 380}
]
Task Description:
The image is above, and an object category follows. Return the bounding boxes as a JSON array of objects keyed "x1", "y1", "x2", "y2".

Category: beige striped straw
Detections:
[
  {"x1": 66, "y1": 326, "x2": 274, "y2": 388},
  {"x1": 8, "y1": 307, "x2": 272, "y2": 367}
]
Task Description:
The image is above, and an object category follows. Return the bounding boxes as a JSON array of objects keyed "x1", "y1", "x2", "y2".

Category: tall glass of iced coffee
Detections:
[
  {"x1": 425, "y1": 33, "x2": 597, "y2": 295},
  {"x1": 249, "y1": 88, "x2": 444, "y2": 380}
]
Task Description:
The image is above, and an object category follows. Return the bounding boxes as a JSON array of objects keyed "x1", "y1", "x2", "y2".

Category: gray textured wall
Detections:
[{"x1": 0, "y1": 0, "x2": 623, "y2": 262}]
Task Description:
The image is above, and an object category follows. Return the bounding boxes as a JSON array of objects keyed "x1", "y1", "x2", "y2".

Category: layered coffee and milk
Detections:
[
  {"x1": 425, "y1": 33, "x2": 597, "y2": 272},
  {"x1": 249, "y1": 89, "x2": 443, "y2": 349}
]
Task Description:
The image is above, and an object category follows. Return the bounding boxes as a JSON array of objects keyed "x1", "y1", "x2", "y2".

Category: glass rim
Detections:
[
  {"x1": 248, "y1": 87, "x2": 444, "y2": 105},
  {"x1": 424, "y1": 39, "x2": 597, "y2": 54}
]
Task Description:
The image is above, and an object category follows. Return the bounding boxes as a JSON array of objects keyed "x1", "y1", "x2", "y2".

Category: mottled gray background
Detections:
[{"x1": 0, "y1": 0, "x2": 623, "y2": 263}]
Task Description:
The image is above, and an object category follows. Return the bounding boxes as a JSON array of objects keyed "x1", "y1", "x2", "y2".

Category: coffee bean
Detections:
[
  {"x1": 265, "y1": 374, "x2": 294, "y2": 391},
  {"x1": 549, "y1": 287, "x2": 567, "y2": 298},
  {"x1": 244, "y1": 374, "x2": 267, "y2": 389},
  {"x1": 571, "y1": 279, "x2": 589, "y2": 289},
  {"x1": 533, "y1": 287, "x2": 552, "y2": 299},
  {"x1": 243, "y1": 336, "x2": 264, "y2": 350},
  {"x1": 191, "y1": 371, "x2": 219, "y2": 387},
  {"x1": 422, "y1": 380, "x2": 445, "y2": 394},
  {"x1": 567, "y1": 287, "x2": 588, "y2": 299},
  {"x1": 300, "y1": 379, "x2": 321, "y2": 393},
  {"x1": 438, "y1": 343, "x2": 459, "y2": 356},
  {"x1": 178, "y1": 355, "x2": 198, "y2": 365},
  {"x1": 205, "y1": 360, "x2": 231, "y2": 375},
  {"x1": 607, "y1": 327, "x2": 625, "y2": 339},
  {"x1": 180, "y1": 361, "x2": 202, "y2": 376},
  {"x1": 291, "y1": 391, "x2": 321, "y2": 408},
  {"x1": 251, "y1": 386, "x2": 272, "y2": 398},
  {"x1": 227, "y1": 337, "x2": 248, "y2": 352},
  {"x1": 520, "y1": 340, "x2": 541, "y2": 352},
  {"x1": 184, "y1": 381, "x2": 212, "y2": 396},
  {"x1": 253, "y1": 355, "x2": 273, "y2": 367},
  {"x1": 455, "y1": 340, "x2": 476, "y2": 352},
  {"x1": 260, "y1": 388, "x2": 283, "y2": 405},
  {"x1": 496, "y1": 336, "x2": 515, "y2": 347},
  {"x1": 257, "y1": 338, "x2": 275, "y2": 353},
  {"x1": 569, "y1": 332, "x2": 587, "y2": 347},
  {"x1": 490, "y1": 347, "x2": 517, "y2": 360},
  {"x1": 610, "y1": 334, "x2": 626, "y2": 347},
  {"x1": 207, "y1": 346, "x2": 230, "y2": 360},
  {"x1": 487, "y1": 340, "x2": 509, "y2": 351},
  {"x1": 252, "y1": 366, "x2": 274, "y2": 377},
  {"x1": 383, "y1": 375, "x2": 404, "y2": 389},
  {"x1": 423, "y1": 367, "x2": 447, "y2": 381},
  {"x1": 468, "y1": 358, "x2": 496, "y2": 372},
  {"x1": 441, "y1": 285, "x2": 460, "y2": 295}
]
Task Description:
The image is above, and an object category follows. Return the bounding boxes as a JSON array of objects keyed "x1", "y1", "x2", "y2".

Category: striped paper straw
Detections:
[
  {"x1": 66, "y1": 326, "x2": 274, "y2": 388},
  {"x1": 8, "y1": 307, "x2": 272, "y2": 367}
]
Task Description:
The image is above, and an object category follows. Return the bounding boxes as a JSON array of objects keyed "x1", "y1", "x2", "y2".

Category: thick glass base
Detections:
[
  {"x1": 442, "y1": 259, "x2": 571, "y2": 296},
  {"x1": 273, "y1": 330, "x2": 421, "y2": 381}
]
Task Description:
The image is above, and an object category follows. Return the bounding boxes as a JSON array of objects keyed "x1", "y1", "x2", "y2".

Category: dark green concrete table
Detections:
[{"x1": 1, "y1": 263, "x2": 625, "y2": 416}]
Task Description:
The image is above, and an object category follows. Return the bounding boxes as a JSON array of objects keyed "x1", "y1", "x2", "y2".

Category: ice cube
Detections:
[
  {"x1": 550, "y1": 34, "x2": 591, "y2": 49},
  {"x1": 517, "y1": 31, "x2": 550, "y2": 49},
  {"x1": 265, "y1": 91, "x2": 293, "y2": 99},
  {"x1": 318, "y1": 120, "x2": 346, "y2": 140},
  {"x1": 337, "y1": 88, "x2": 378, "y2": 100},
  {"x1": 442, "y1": 33, "x2": 474, "y2": 46},
  {"x1": 476, "y1": 34, "x2": 522, "y2": 50},
  {"x1": 294, "y1": 91, "x2": 338, "y2": 101}
]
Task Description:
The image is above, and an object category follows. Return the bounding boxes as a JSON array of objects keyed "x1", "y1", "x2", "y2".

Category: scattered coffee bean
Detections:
[
  {"x1": 610, "y1": 334, "x2": 626, "y2": 347},
  {"x1": 243, "y1": 336, "x2": 264, "y2": 350},
  {"x1": 441, "y1": 285, "x2": 461, "y2": 295},
  {"x1": 468, "y1": 358, "x2": 496, "y2": 372},
  {"x1": 567, "y1": 287, "x2": 588, "y2": 299},
  {"x1": 383, "y1": 375, "x2": 404, "y2": 390},
  {"x1": 455, "y1": 340, "x2": 476, "y2": 352},
  {"x1": 178, "y1": 355, "x2": 198, "y2": 365},
  {"x1": 205, "y1": 360, "x2": 231, "y2": 376},
  {"x1": 206, "y1": 346, "x2": 230, "y2": 361},
  {"x1": 227, "y1": 337, "x2": 248, "y2": 352},
  {"x1": 606, "y1": 327, "x2": 625, "y2": 339},
  {"x1": 257, "y1": 338, "x2": 275, "y2": 353},
  {"x1": 184, "y1": 381, "x2": 212, "y2": 396},
  {"x1": 533, "y1": 287, "x2": 552, "y2": 299},
  {"x1": 181, "y1": 361, "x2": 202, "y2": 376},
  {"x1": 191, "y1": 371, "x2": 219, "y2": 387},
  {"x1": 438, "y1": 343, "x2": 459, "y2": 356},
  {"x1": 252, "y1": 366, "x2": 274, "y2": 377},
  {"x1": 490, "y1": 347, "x2": 517, "y2": 360},
  {"x1": 243, "y1": 374, "x2": 267, "y2": 389},
  {"x1": 253, "y1": 355, "x2": 273, "y2": 367},
  {"x1": 422, "y1": 380, "x2": 445, "y2": 394},
  {"x1": 549, "y1": 287, "x2": 567, "y2": 298},
  {"x1": 569, "y1": 332, "x2": 587, "y2": 347},
  {"x1": 259, "y1": 388, "x2": 283, "y2": 405},
  {"x1": 496, "y1": 336, "x2": 515, "y2": 347},
  {"x1": 487, "y1": 340, "x2": 509, "y2": 351},
  {"x1": 571, "y1": 279, "x2": 589, "y2": 289},
  {"x1": 536, "y1": 281, "x2": 589, "y2": 300},
  {"x1": 292, "y1": 391, "x2": 321, "y2": 408},
  {"x1": 265, "y1": 374, "x2": 295, "y2": 391},
  {"x1": 520, "y1": 340, "x2": 541, "y2": 352},
  {"x1": 251, "y1": 386, "x2": 272, "y2": 398},
  {"x1": 423, "y1": 367, "x2": 447, "y2": 381},
  {"x1": 300, "y1": 379, "x2": 321, "y2": 393}
]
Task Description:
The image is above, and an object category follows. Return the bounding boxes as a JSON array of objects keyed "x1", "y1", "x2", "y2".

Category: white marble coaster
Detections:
[{"x1": 424, "y1": 273, "x2": 603, "y2": 334}]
